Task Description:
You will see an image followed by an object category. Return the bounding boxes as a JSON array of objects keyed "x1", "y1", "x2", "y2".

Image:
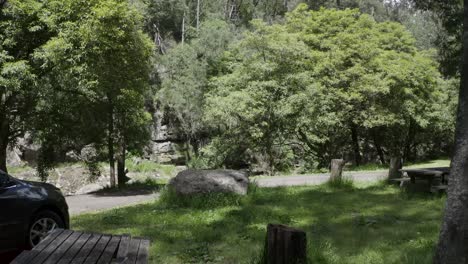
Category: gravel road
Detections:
[
  {"x1": 254, "y1": 171, "x2": 388, "y2": 187},
  {"x1": 66, "y1": 189, "x2": 159, "y2": 216}
]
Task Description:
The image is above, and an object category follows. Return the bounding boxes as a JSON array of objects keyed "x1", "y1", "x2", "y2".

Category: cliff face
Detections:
[
  {"x1": 6, "y1": 107, "x2": 187, "y2": 167},
  {"x1": 145, "y1": 106, "x2": 186, "y2": 165}
]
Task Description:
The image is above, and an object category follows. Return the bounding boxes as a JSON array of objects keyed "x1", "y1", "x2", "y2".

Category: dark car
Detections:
[{"x1": 0, "y1": 170, "x2": 69, "y2": 254}]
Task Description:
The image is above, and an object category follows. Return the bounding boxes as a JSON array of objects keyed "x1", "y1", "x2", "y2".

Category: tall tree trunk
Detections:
[
  {"x1": 181, "y1": 11, "x2": 185, "y2": 45},
  {"x1": 435, "y1": 1, "x2": 468, "y2": 263},
  {"x1": 0, "y1": 139, "x2": 7, "y2": 174},
  {"x1": 196, "y1": 0, "x2": 200, "y2": 31},
  {"x1": 350, "y1": 125, "x2": 362, "y2": 166},
  {"x1": 108, "y1": 105, "x2": 116, "y2": 188},
  {"x1": 403, "y1": 120, "x2": 416, "y2": 162},
  {"x1": 0, "y1": 118, "x2": 9, "y2": 173},
  {"x1": 372, "y1": 130, "x2": 386, "y2": 164},
  {"x1": 117, "y1": 137, "x2": 126, "y2": 188}
]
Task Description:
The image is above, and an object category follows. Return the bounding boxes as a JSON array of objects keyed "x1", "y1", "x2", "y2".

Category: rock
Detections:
[
  {"x1": 75, "y1": 183, "x2": 104, "y2": 195},
  {"x1": 169, "y1": 169, "x2": 249, "y2": 195},
  {"x1": 80, "y1": 144, "x2": 98, "y2": 162},
  {"x1": 6, "y1": 147, "x2": 23, "y2": 167}
]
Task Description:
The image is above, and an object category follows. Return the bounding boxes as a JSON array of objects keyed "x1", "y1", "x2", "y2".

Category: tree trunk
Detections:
[
  {"x1": 403, "y1": 121, "x2": 416, "y2": 162},
  {"x1": 117, "y1": 140, "x2": 126, "y2": 188},
  {"x1": 434, "y1": 1, "x2": 468, "y2": 262},
  {"x1": 196, "y1": 0, "x2": 200, "y2": 31},
  {"x1": 0, "y1": 140, "x2": 7, "y2": 174},
  {"x1": 0, "y1": 118, "x2": 9, "y2": 173},
  {"x1": 388, "y1": 156, "x2": 402, "y2": 180},
  {"x1": 350, "y1": 125, "x2": 362, "y2": 166},
  {"x1": 330, "y1": 159, "x2": 345, "y2": 181},
  {"x1": 372, "y1": 130, "x2": 386, "y2": 164},
  {"x1": 181, "y1": 11, "x2": 185, "y2": 44},
  {"x1": 108, "y1": 105, "x2": 116, "y2": 188},
  {"x1": 262, "y1": 224, "x2": 307, "y2": 264}
]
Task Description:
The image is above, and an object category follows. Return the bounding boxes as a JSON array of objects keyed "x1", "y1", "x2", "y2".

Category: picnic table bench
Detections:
[
  {"x1": 393, "y1": 167, "x2": 450, "y2": 192},
  {"x1": 11, "y1": 229, "x2": 150, "y2": 264}
]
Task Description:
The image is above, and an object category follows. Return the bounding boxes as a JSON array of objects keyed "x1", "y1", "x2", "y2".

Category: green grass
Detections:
[
  {"x1": 403, "y1": 159, "x2": 451, "y2": 169},
  {"x1": 125, "y1": 159, "x2": 177, "y2": 177},
  {"x1": 72, "y1": 183, "x2": 445, "y2": 264}
]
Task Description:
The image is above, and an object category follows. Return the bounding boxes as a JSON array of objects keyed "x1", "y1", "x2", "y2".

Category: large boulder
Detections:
[{"x1": 169, "y1": 169, "x2": 249, "y2": 195}]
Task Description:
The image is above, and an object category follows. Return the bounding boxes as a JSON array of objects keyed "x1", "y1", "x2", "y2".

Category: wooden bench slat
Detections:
[
  {"x1": 11, "y1": 229, "x2": 64, "y2": 264},
  {"x1": 389, "y1": 178, "x2": 410, "y2": 181},
  {"x1": 9, "y1": 250, "x2": 32, "y2": 264},
  {"x1": 84, "y1": 235, "x2": 111, "y2": 264},
  {"x1": 69, "y1": 233, "x2": 102, "y2": 264},
  {"x1": 97, "y1": 236, "x2": 121, "y2": 264},
  {"x1": 44, "y1": 231, "x2": 83, "y2": 264},
  {"x1": 123, "y1": 239, "x2": 141, "y2": 264},
  {"x1": 135, "y1": 239, "x2": 150, "y2": 264},
  {"x1": 12, "y1": 231, "x2": 150, "y2": 264},
  {"x1": 57, "y1": 233, "x2": 92, "y2": 264},
  {"x1": 32, "y1": 229, "x2": 74, "y2": 264},
  {"x1": 115, "y1": 235, "x2": 130, "y2": 262}
]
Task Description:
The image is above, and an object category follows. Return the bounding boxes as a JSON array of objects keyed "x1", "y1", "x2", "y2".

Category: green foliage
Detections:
[
  {"x1": 125, "y1": 158, "x2": 176, "y2": 177},
  {"x1": 203, "y1": 6, "x2": 449, "y2": 173},
  {"x1": 29, "y1": 0, "x2": 154, "y2": 179}
]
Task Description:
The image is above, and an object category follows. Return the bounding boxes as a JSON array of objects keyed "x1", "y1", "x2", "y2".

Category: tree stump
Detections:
[
  {"x1": 263, "y1": 224, "x2": 307, "y2": 264},
  {"x1": 388, "y1": 156, "x2": 402, "y2": 180},
  {"x1": 330, "y1": 159, "x2": 346, "y2": 181}
]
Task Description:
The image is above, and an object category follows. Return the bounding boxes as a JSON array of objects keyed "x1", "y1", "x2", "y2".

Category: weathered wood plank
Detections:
[
  {"x1": 135, "y1": 239, "x2": 150, "y2": 264},
  {"x1": 9, "y1": 250, "x2": 32, "y2": 264},
  {"x1": 43, "y1": 231, "x2": 83, "y2": 264},
  {"x1": 57, "y1": 233, "x2": 92, "y2": 264},
  {"x1": 11, "y1": 229, "x2": 64, "y2": 264},
  {"x1": 115, "y1": 235, "x2": 130, "y2": 262},
  {"x1": 83, "y1": 235, "x2": 111, "y2": 264},
  {"x1": 123, "y1": 239, "x2": 141, "y2": 264},
  {"x1": 97, "y1": 236, "x2": 121, "y2": 264},
  {"x1": 32, "y1": 229, "x2": 73, "y2": 264},
  {"x1": 69, "y1": 233, "x2": 102, "y2": 264}
]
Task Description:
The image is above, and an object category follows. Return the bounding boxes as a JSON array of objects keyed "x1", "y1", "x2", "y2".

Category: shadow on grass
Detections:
[
  {"x1": 89, "y1": 180, "x2": 166, "y2": 197},
  {"x1": 72, "y1": 183, "x2": 445, "y2": 264}
]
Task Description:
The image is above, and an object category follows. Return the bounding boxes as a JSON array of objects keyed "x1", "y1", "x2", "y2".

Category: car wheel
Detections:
[{"x1": 28, "y1": 210, "x2": 65, "y2": 248}]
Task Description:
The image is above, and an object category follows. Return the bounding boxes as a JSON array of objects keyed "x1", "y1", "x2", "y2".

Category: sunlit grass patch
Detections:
[{"x1": 72, "y1": 183, "x2": 445, "y2": 263}]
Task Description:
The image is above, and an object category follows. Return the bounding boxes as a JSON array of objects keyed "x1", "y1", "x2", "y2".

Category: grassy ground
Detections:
[{"x1": 71, "y1": 182, "x2": 445, "y2": 264}]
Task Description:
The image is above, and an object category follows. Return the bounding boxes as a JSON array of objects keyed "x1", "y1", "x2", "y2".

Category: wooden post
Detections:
[
  {"x1": 263, "y1": 224, "x2": 307, "y2": 264},
  {"x1": 330, "y1": 159, "x2": 345, "y2": 181},
  {"x1": 388, "y1": 156, "x2": 402, "y2": 180}
]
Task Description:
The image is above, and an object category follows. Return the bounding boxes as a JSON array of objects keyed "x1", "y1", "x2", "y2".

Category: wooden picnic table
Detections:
[
  {"x1": 10, "y1": 229, "x2": 149, "y2": 264},
  {"x1": 400, "y1": 167, "x2": 450, "y2": 191}
]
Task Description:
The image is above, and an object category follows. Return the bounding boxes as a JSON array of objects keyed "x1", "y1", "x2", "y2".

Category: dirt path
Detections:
[
  {"x1": 66, "y1": 189, "x2": 160, "y2": 216},
  {"x1": 254, "y1": 171, "x2": 388, "y2": 187}
]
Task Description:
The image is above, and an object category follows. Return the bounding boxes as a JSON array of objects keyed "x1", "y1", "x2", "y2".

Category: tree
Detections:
[
  {"x1": 0, "y1": 0, "x2": 52, "y2": 173},
  {"x1": 434, "y1": 1, "x2": 468, "y2": 262},
  {"x1": 157, "y1": 19, "x2": 233, "y2": 162},
  {"x1": 205, "y1": 20, "x2": 313, "y2": 174},
  {"x1": 204, "y1": 6, "x2": 444, "y2": 173},
  {"x1": 34, "y1": 0, "x2": 153, "y2": 186}
]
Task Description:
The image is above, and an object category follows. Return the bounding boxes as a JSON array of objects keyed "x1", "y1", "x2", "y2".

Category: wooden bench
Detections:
[
  {"x1": 389, "y1": 177, "x2": 411, "y2": 187},
  {"x1": 11, "y1": 229, "x2": 150, "y2": 264}
]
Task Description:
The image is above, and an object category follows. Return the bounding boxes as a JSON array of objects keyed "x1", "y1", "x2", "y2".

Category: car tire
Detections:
[{"x1": 27, "y1": 210, "x2": 65, "y2": 248}]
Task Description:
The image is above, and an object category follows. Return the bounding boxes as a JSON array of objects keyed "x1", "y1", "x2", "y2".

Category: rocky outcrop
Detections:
[
  {"x1": 168, "y1": 169, "x2": 249, "y2": 195},
  {"x1": 146, "y1": 106, "x2": 186, "y2": 164}
]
